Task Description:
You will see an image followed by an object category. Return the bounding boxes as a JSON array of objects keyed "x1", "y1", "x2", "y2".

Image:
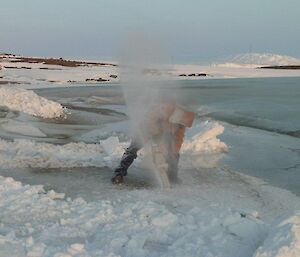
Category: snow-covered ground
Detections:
[
  {"x1": 1, "y1": 53, "x2": 300, "y2": 89},
  {"x1": 0, "y1": 121, "x2": 226, "y2": 170},
  {"x1": 1, "y1": 163, "x2": 300, "y2": 257},
  {"x1": 0, "y1": 117, "x2": 300, "y2": 256},
  {"x1": 172, "y1": 51, "x2": 300, "y2": 78},
  {"x1": 0, "y1": 54, "x2": 118, "y2": 87}
]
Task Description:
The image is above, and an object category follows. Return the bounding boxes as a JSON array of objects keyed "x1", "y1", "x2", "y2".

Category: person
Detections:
[{"x1": 111, "y1": 102, "x2": 195, "y2": 185}]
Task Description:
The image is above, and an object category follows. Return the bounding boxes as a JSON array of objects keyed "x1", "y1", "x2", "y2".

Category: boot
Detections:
[
  {"x1": 111, "y1": 143, "x2": 140, "y2": 185},
  {"x1": 111, "y1": 174, "x2": 124, "y2": 184}
]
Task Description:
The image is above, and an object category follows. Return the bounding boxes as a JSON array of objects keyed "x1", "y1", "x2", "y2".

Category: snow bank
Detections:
[
  {"x1": 2, "y1": 167, "x2": 300, "y2": 257},
  {"x1": 253, "y1": 212, "x2": 300, "y2": 257},
  {"x1": 1, "y1": 120, "x2": 300, "y2": 256},
  {"x1": 181, "y1": 121, "x2": 228, "y2": 168},
  {"x1": 0, "y1": 121, "x2": 226, "y2": 169},
  {"x1": 0, "y1": 86, "x2": 66, "y2": 118},
  {"x1": 0, "y1": 174, "x2": 268, "y2": 257},
  {"x1": 0, "y1": 139, "x2": 105, "y2": 168},
  {"x1": 182, "y1": 121, "x2": 228, "y2": 154}
]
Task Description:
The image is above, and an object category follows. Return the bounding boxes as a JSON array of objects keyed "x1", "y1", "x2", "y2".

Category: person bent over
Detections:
[{"x1": 112, "y1": 103, "x2": 195, "y2": 185}]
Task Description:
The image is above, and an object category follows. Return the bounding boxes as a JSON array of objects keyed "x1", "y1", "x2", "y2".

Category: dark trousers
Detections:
[
  {"x1": 114, "y1": 140, "x2": 141, "y2": 176},
  {"x1": 114, "y1": 134, "x2": 180, "y2": 182}
]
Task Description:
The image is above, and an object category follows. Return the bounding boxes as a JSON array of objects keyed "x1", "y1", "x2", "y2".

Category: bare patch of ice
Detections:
[{"x1": 1, "y1": 120, "x2": 47, "y2": 137}]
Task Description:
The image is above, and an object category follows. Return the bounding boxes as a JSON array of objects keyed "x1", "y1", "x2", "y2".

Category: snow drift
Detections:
[
  {"x1": 254, "y1": 212, "x2": 300, "y2": 257},
  {"x1": 181, "y1": 121, "x2": 228, "y2": 167},
  {"x1": 0, "y1": 86, "x2": 66, "y2": 118},
  {"x1": 0, "y1": 121, "x2": 227, "y2": 169},
  {"x1": 1, "y1": 168, "x2": 300, "y2": 256},
  {"x1": 0, "y1": 174, "x2": 268, "y2": 257},
  {"x1": 0, "y1": 139, "x2": 105, "y2": 168},
  {"x1": 1, "y1": 119, "x2": 300, "y2": 256}
]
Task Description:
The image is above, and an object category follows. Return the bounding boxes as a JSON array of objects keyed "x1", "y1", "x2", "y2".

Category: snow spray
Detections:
[
  {"x1": 119, "y1": 32, "x2": 178, "y2": 187},
  {"x1": 119, "y1": 32, "x2": 173, "y2": 141}
]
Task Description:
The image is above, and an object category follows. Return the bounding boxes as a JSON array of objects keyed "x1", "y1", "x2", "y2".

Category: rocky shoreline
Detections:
[
  {"x1": 0, "y1": 53, "x2": 120, "y2": 85},
  {"x1": 2, "y1": 53, "x2": 300, "y2": 87},
  {"x1": 0, "y1": 53, "x2": 117, "y2": 67}
]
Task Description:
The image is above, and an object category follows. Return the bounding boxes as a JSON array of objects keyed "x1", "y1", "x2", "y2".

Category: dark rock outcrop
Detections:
[
  {"x1": 259, "y1": 65, "x2": 300, "y2": 70},
  {"x1": 86, "y1": 78, "x2": 110, "y2": 82}
]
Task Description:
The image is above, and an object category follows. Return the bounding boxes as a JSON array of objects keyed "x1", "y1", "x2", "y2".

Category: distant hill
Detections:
[{"x1": 217, "y1": 53, "x2": 300, "y2": 67}]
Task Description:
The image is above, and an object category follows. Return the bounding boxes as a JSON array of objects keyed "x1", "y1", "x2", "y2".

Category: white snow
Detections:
[
  {"x1": 0, "y1": 168, "x2": 300, "y2": 256},
  {"x1": 254, "y1": 212, "x2": 300, "y2": 257},
  {"x1": 181, "y1": 121, "x2": 228, "y2": 168},
  {"x1": 100, "y1": 136, "x2": 122, "y2": 156},
  {"x1": 0, "y1": 119, "x2": 300, "y2": 256},
  {"x1": 182, "y1": 121, "x2": 227, "y2": 154},
  {"x1": 221, "y1": 53, "x2": 300, "y2": 67},
  {"x1": 0, "y1": 86, "x2": 66, "y2": 118},
  {"x1": 2, "y1": 53, "x2": 300, "y2": 89},
  {"x1": 171, "y1": 53, "x2": 300, "y2": 79},
  {"x1": 0, "y1": 121, "x2": 226, "y2": 169},
  {"x1": 1, "y1": 53, "x2": 300, "y2": 256},
  {"x1": 171, "y1": 63, "x2": 300, "y2": 79},
  {"x1": 0, "y1": 58, "x2": 118, "y2": 87},
  {"x1": 0, "y1": 139, "x2": 105, "y2": 169}
]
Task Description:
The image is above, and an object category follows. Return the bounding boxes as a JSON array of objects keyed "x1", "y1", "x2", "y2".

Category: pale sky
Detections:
[{"x1": 1, "y1": 0, "x2": 299, "y2": 63}]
